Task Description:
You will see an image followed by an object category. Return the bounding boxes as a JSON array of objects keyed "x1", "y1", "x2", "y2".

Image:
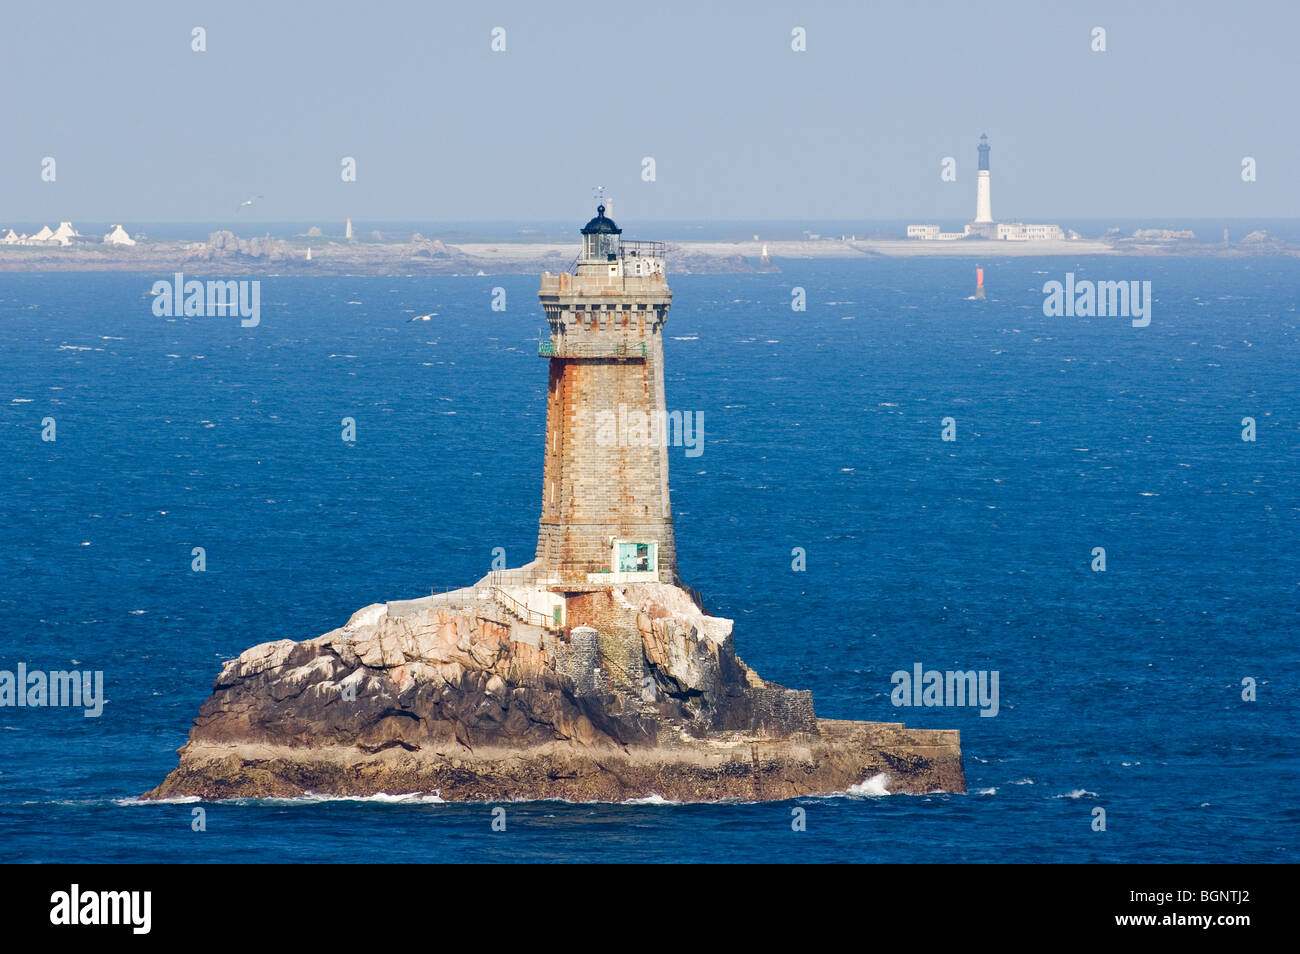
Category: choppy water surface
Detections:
[{"x1": 1, "y1": 258, "x2": 1295, "y2": 862}]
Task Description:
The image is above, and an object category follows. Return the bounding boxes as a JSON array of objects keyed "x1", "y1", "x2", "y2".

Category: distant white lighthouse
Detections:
[
  {"x1": 907, "y1": 132, "x2": 1064, "y2": 243},
  {"x1": 974, "y1": 134, "x2": 993, "y2": 224}
]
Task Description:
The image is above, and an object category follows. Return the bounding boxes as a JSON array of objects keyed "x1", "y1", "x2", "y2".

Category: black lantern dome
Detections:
[{"x1": 580, "y1": 204, "x2": 621, "y2": 261}]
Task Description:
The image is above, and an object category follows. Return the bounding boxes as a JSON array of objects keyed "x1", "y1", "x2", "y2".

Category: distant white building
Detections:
[
  {"x1": 906, "y1": 224, "x2": 967, "y2": 241},
  {"x1": 104, "y1": 224, "x2": 136, "y2": 246},
  {"x1": 27, "y1": 225, "x2": 54, "y2": 243},
  {"x1": 50, "y1": 222, "x2": 79, "y2": 246},
  {"x1": 1, "y1": 229, "x2": 20, "y2": 244},
  {"x1": 996, "y1": 222, "x2": 1065, "y2": 241}
]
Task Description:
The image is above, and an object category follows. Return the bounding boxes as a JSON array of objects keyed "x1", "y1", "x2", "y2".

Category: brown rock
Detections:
[{"x1": 145, "y1": 584, "x2": 964, "y2": 802}]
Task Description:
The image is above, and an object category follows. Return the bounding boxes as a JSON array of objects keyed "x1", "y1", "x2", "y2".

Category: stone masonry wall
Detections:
[{"x1": 536, "y1": 285, "x2": 677, "y2": 583}]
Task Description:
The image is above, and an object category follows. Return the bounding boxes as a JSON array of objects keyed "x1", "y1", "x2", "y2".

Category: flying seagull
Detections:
[
  {"x1": 408, "y1": 312, "x2": 438, "y2": 322},
  {"x1": 236, "y1": 195, "x2": 264, "y2": 212}
]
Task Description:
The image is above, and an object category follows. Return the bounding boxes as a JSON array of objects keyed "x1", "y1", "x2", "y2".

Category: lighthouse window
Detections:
[
  {"x1": 585, "y1": 233, "x2": 619, "y2": 260},
  {"x1": 617, "y1": 542, "x2": 656, "y2": 573}
]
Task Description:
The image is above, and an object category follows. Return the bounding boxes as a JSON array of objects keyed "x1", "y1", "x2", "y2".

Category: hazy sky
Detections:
[{"x1": 3, "y1": 0, "x2": 1295, "y2": 223}]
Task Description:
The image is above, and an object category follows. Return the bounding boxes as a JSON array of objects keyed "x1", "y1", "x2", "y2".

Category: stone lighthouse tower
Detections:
[
  {"x1": 974, "y1": 133, "x2": 993, "y2": 225},
  {"x1": 534, "y1": 205, "x2": 677, "y2": 584}
]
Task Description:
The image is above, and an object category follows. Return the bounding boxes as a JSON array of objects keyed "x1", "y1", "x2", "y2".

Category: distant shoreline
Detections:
[{"x1": 1, "y1": 235, "x2": 1295, "y2": 275}]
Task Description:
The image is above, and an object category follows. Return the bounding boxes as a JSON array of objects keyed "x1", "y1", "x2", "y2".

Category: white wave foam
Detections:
[
  {"x1": 114, "y1": 791, "x2": 450, "y2": 807},
  {"x1": 114, "y1": 795, "x2": 201, "y2": 806},
  {"x1": 230, "y1": 791, "x2": 446, "y2": 806},
  {"x1": 1056, "y1": 789, "x2": 1098, "y2": 799},
  {"x1": 846, "y1": 773, "x2": 891, "y2": 797},
  {"x1": 623, "y1": 793, "x2": 680, "y2": 805}
]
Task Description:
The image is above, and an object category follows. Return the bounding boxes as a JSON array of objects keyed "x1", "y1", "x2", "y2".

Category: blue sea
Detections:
[{"x1": 1, "y1": 257, "x2": 1296, "y2": 863}]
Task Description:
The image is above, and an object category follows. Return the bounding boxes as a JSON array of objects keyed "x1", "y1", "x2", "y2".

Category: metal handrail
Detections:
[
  {"x1": 489, "y1": 585, "x2": 559, "y2": 631},
  {"x1": 538, "y1": 338, "x2": 647, "y2": 359},
  {"x1": 561, "y1": 242, "x2": 662, "y2": 274},
  {"x1": 620, "y1": 240, "x2": 666, "y2": 259},
  {"x1": 486, "y1": 568, "x2": 539, "y2": 586}
]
